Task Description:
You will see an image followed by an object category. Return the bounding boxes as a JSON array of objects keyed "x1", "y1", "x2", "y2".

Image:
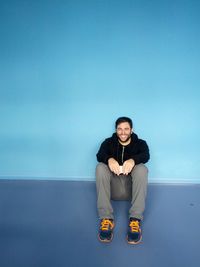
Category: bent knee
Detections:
[
  {"x1": 134, "y1": 163, "x2": 148, "y2": 173},
  {"x1": 131, "y1": 164, "x2": 148, "y2": 180},
  {"x1": 96, "y1": 162, "x2": 108, "y2": 172},
  {"x1": 96, "y1": 163, "x2": 110, "y2": 178}
]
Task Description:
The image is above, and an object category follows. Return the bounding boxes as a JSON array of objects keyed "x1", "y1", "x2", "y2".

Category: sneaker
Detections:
[
  {"x1": 127, "y1": 218, "x2": 142, "y2": 244},
  {"x1": 98, "y1": 218, "x2": 115, "y2": 243}
]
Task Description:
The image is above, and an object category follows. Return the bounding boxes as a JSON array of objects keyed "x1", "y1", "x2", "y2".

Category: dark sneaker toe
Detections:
[
  {"x1": 98, "y1": 231, "x2": 113, "y2": 242},
  {"x1": 127, "y1": 232, "x2": 142, "y2": 244}
]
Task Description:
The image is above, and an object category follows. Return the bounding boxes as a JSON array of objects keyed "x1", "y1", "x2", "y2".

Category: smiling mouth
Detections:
[
  {"x1": 119, "y1": 136, "x2": 130, "y2": 141},
  {"x1": 120, "y1": 135, "x2": 127, "y2": 139}
]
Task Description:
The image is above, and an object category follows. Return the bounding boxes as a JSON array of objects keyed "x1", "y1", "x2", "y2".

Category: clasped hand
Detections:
[{"x1": 108, "y1": 158, "x2": 135, "y2": 176}]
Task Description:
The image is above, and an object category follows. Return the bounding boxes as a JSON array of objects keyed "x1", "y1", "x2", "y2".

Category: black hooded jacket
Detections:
[{"x1": 96, "y1": 133, "x2": 150, "y2": 165}]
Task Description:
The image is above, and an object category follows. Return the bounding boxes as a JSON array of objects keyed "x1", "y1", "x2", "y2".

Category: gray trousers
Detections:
[{"x1": 96, "y1": 163, "x2": 148, "y2": 220}]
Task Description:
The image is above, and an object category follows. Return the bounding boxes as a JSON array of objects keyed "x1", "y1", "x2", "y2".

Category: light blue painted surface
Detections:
[{"x1": 0, "y1": 0, "x2": 200, "y2": 182}]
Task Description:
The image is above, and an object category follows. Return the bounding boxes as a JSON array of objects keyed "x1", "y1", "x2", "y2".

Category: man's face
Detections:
[{"x1": 116, "y1": 122, "x2": 132, "y2": 143}]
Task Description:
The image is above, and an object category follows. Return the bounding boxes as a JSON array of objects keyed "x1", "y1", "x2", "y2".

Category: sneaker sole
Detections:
[{"x1": 126, "y1": 234, "x2": 142, "y2": 245}]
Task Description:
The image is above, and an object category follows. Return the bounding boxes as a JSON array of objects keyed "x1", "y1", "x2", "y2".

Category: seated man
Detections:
[{"x1": 96, "y1": 116, "x2": 150, "y2": 244}]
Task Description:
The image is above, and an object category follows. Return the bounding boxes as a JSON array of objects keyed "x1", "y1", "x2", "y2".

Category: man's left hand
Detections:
[{"x1": 122, "y1": 159, "x2": 135, "y2": 175}]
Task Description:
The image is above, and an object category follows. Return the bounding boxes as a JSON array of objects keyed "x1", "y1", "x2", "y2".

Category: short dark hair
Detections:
[{"x1": 115, "y1": 117, "x2": 133, "y2": 129}]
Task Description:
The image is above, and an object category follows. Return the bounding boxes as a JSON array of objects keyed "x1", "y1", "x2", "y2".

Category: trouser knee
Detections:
[
  {"x1": 96, "y1": 163, "x2": 111, "y2": 182},
  {"x1": 131, "y1": 164, "x2": 148, "y2": 183}
]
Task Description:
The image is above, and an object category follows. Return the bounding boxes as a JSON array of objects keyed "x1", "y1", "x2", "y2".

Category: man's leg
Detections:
[
  {"x1": 129, "y1": 164, "x2": 148, "y2": 220},
  {"x1": 127, "y1": 164, "x2": 148, "y2": 244},
  {"x1": 96, "y1": 163, "x2": 114, "y2": 220},
  {"x1": 96, "y1": 163, "x2": 115, "y2": 242}
]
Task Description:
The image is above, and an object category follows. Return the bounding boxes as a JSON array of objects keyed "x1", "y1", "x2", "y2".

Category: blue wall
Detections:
[{"x1": 0, "y1": 0, "x2": 200, "y2": 183}]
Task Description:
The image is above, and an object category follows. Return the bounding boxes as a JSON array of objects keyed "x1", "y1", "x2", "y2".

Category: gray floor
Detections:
[{"x1": 0, "y1": 180, "x2": 199, "y2": 267}]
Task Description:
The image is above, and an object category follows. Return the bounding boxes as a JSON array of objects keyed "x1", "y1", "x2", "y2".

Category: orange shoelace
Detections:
[
  {"x1": 129, "y1": 220, "x2": 140, "y2": 233},
  {"x1": 100, "y1": 219, "x2": 114, "y2": 231}
]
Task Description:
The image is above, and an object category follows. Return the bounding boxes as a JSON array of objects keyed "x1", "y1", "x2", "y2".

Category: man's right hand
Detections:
[{"x1": 108, "y1": 158, "x2": 120, "y2": 175}]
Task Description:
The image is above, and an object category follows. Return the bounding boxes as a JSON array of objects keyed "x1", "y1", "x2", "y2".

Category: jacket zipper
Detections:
[{"x1": 122, "y1": 146, "x2": 125, "y2": 164}]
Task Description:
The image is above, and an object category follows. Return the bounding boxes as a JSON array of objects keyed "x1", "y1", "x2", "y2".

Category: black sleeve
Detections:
[
  {"x1": 96, "y1": 139, "x2": 112, "y2": 164},
  {"x1": 131, "y1": 140, "x2": 150, "y2": 165}
]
